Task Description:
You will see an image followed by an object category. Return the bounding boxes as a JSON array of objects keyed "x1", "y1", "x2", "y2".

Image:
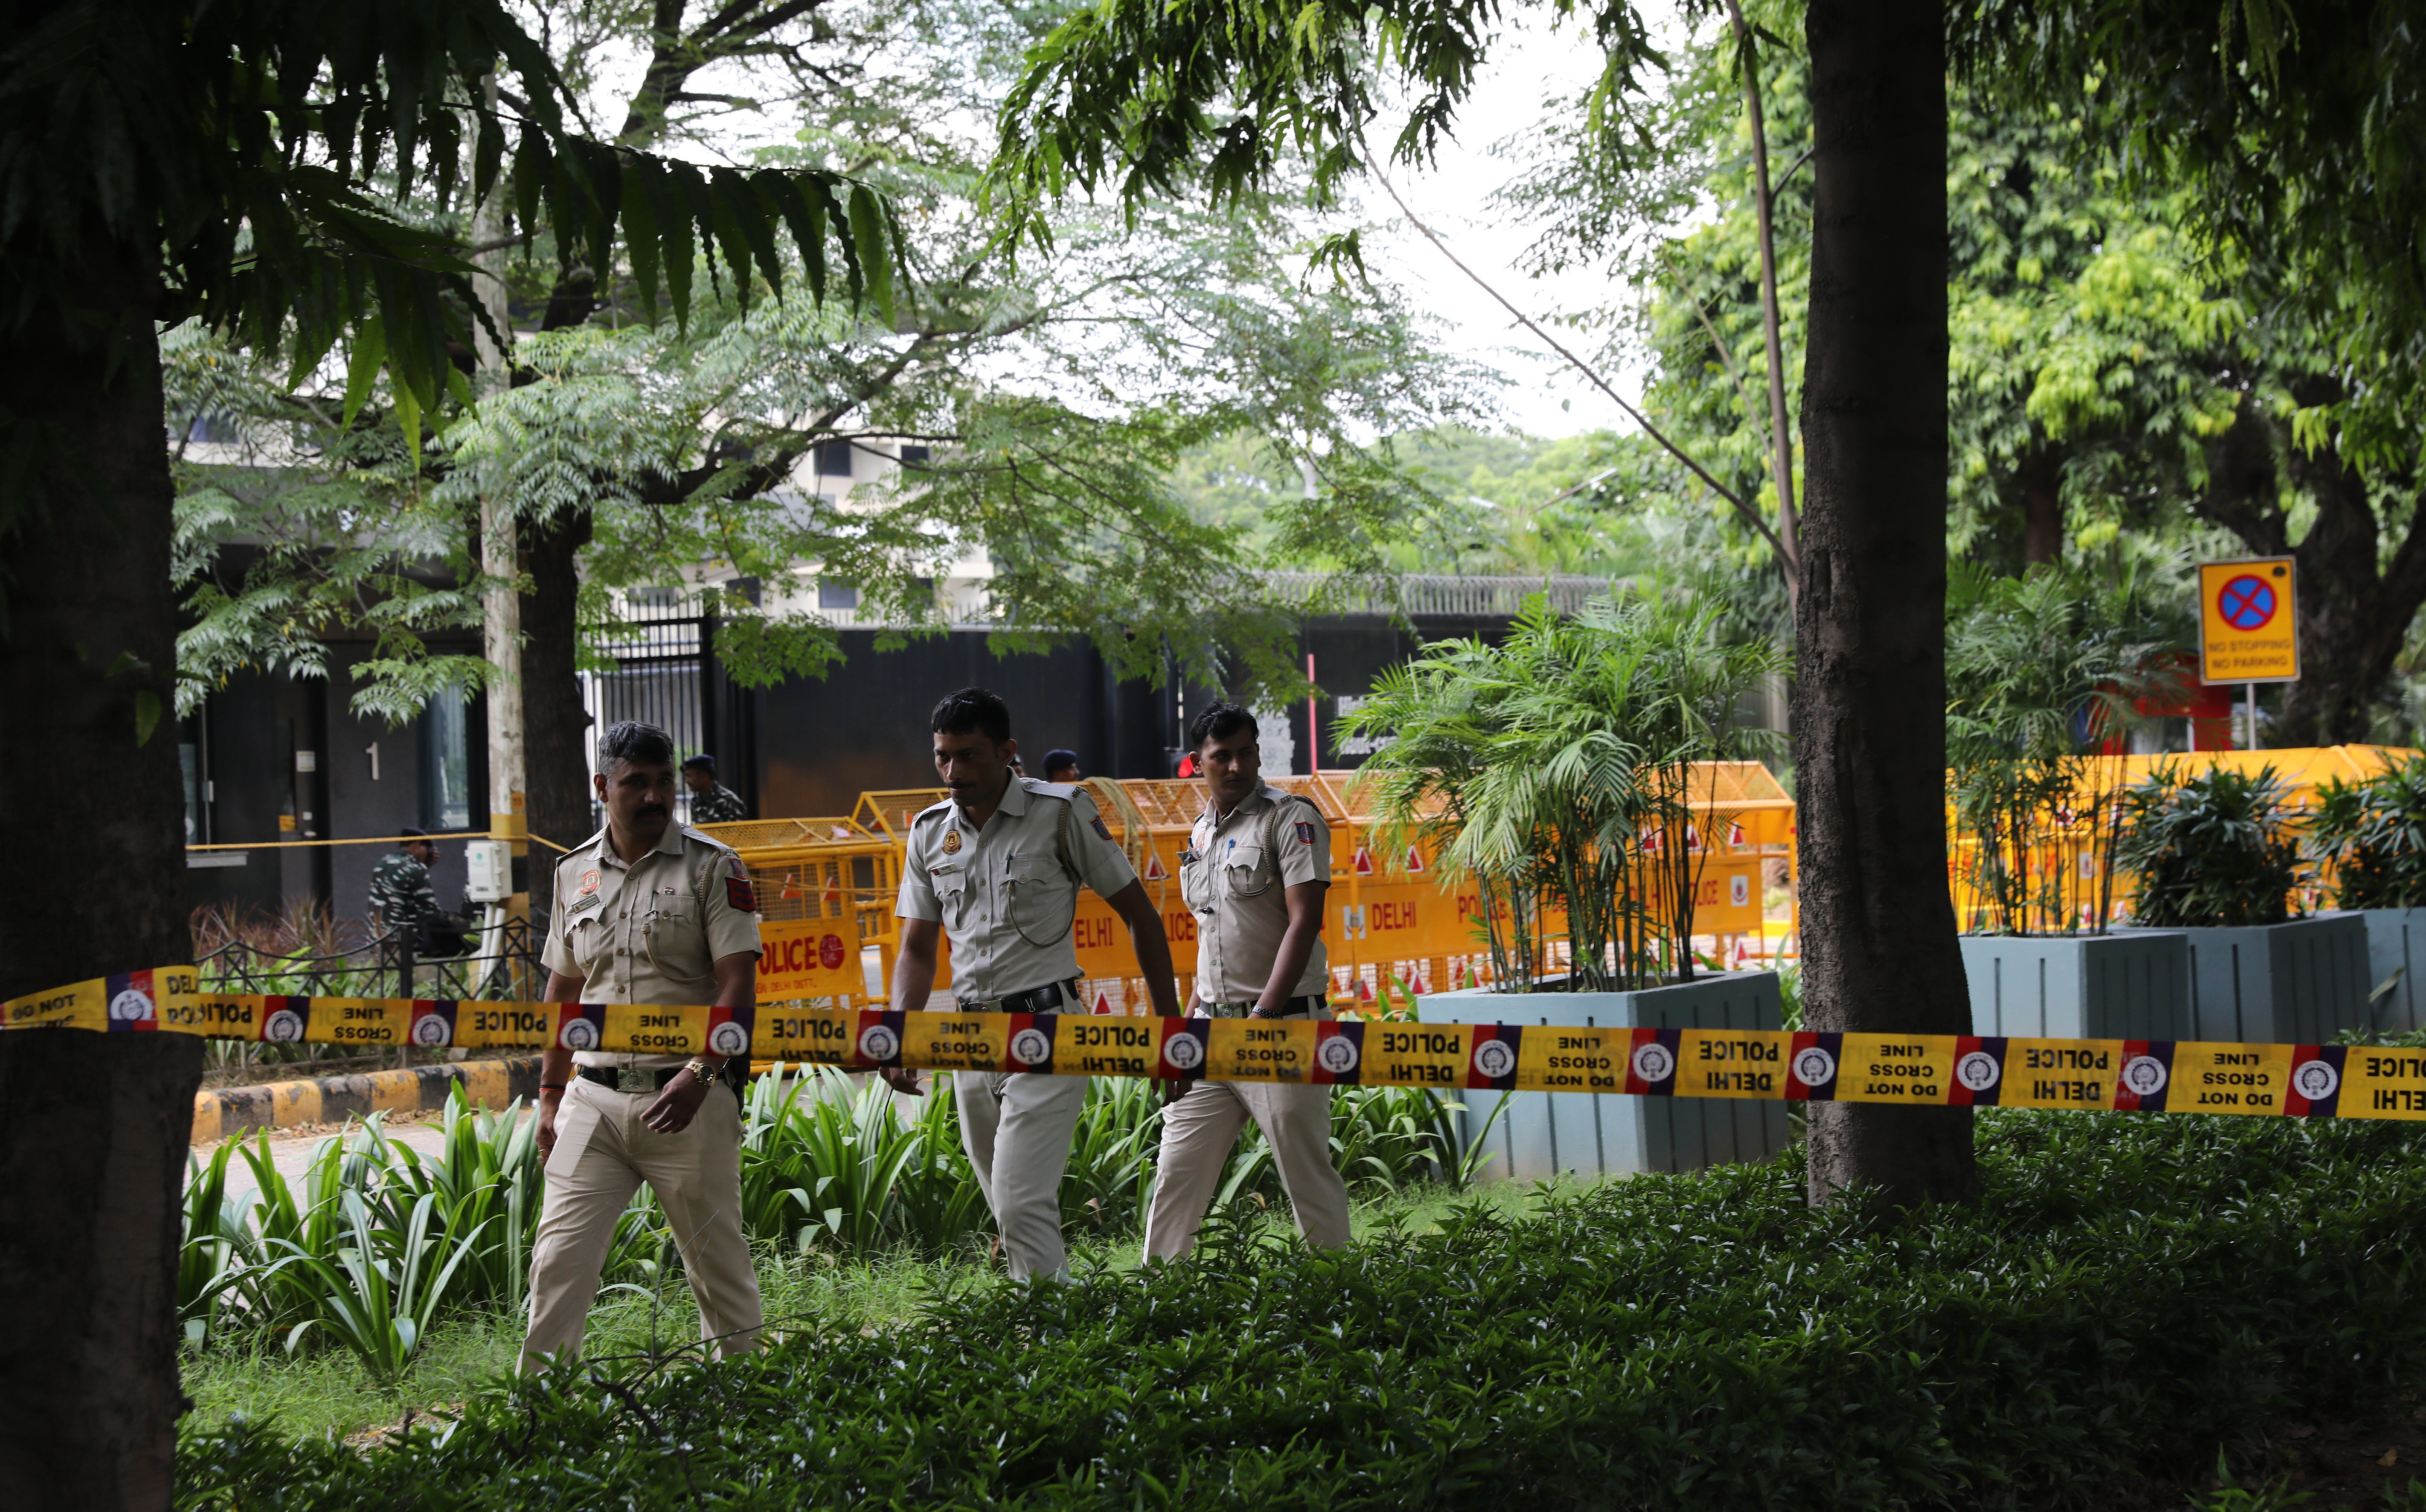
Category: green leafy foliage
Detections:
[
  {"x1": 183, "y1": 1069, "x2": 1490, "y2": 1380},
  {"x1": 1944, "y1": 557, "x2": 2191, "y2": 936},
  {"x1": 179, "y1": 1113, "x2": 2426, "y2": 1508},
  {"x1": 1349, "y1": 588, "x2": 1784, "y2": 989},
  {"x1": 2118, "y1": 764, "x2": 2307, "y2": 928},
  {"x1": 2310, "y1": 754, "x2": 2426, "y2": 910}
]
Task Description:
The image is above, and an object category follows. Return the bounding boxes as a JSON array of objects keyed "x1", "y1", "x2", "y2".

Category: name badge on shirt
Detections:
[{"x1": 565, "y1": 891, "x2": 602, "y2": 917}]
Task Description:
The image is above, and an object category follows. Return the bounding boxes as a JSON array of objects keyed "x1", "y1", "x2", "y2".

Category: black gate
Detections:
[{"x1": 581, "y1": 591, "x2": 759, "y2": 823}]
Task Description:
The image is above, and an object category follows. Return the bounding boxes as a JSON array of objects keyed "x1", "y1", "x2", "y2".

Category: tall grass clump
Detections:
[{"x1": 2312, "y1": 751, "x2": 2426, "y2": 909}]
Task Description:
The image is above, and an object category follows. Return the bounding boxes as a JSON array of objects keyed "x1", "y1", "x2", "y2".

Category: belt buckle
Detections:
[{"x1": 615, "y1": 1067, "x2": 656, "y2": 1093}]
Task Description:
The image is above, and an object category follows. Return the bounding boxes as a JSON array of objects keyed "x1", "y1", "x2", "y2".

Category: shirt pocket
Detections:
[
  {"x1": 928, "y1": 867, "x2": 970, "y2": 919},
  {"x1": 566, "y1": 914, "x2": 612, "y2": 975},
  {"x1": 1004, "y1": 853, "x2": 1073, "y2": 942},
  {"x1": 1179, "y1": 848, "x2": 1210, "y2": 911},
  {"x1": 641, "y1": 905, "x2": 704, "y2": 975},
  {"x1": 1222, "y1": 843, "x2": 1272, "y2": 898}
]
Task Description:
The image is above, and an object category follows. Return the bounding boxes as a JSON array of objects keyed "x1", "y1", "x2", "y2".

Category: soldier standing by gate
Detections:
[
  {"x1": 522, "y1": 720, "x2": 764, "y2": 1369},
  {"x1": 1141, "y1": 701, "x2": 1351, "y2": 1260},
  {"x1": 887, "y1": 687, "x2": 1183, "y2": 1279}
]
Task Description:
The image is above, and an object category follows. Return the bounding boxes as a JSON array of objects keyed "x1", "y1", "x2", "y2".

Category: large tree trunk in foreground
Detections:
[
  {"x1": 523, "y1": 507, "x2": 596, "y2": 927},
  {"x1": 0, "y1": 245, "x2": 200, "y2": 1507},
  {"x1": 1794, "y1": 0, "x2": 1976, "y2": 1208}
]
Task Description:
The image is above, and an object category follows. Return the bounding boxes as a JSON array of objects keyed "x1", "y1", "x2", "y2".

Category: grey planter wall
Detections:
[
  {"x1": 2120, "y1": 913, "x2": 2371, "y2": 1043},
  {"x1": 1420, "y1": 970, "x2": 1785, "y2": 1183},
  {"x1": 1959, "y1": 931, "x2": 2191, "y2": 1040},
  {"x1": 2355, "y1": 908, "x2": 2426, "y2": 1035}
]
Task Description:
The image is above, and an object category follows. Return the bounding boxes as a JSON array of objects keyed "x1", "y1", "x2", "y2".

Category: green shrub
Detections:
[
  {"x1": 180, "y1": 1073, "x2": 1489, "y2": 1378},
  {"x1": 2312, "y1": 754, "x2": 2426, "y2": 909},
  {"x1": 2119, "y1": 762, "x2": 2306, "y2": 927},
  {"x1": 179, "y1": 1114, "x2": 2426, "y2": 1510}
]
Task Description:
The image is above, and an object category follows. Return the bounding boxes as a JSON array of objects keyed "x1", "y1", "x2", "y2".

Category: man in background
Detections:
[
  {"x1": 681, "y1": 754, "x2": 747, "y2": 825},
  {"x1": 369, "y1": 828, "x2": 471, "y2": 956},
  {"x1": 1042, "y1": 749, "x2": 1082, "y2": 783}
]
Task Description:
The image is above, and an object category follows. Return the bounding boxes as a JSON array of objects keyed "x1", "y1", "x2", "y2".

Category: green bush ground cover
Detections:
[
  {"x1": 179, "y1": 1183, "x2": 1524, "y2": 1444},
  {"x1": 181, "y1": 1113, "x2": 2426, "y2": 1510}
]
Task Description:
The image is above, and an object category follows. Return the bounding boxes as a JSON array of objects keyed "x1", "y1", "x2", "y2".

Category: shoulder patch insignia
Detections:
[
  {"x1": 724, "y1": 855, "x2": 756, "y2": 912},
  {"x1": 1295, "y1": 821, "x2": 1317, "y2": 846},
  {"x1": 1091, "y1": 815, "x2": 1112, "y2": 841},
  {"x1": 943, "y1": 829, "x2": 962, "y2": 855},
  {"x1": 579, "y1": 870, "x2": 599, "y2": 895}
]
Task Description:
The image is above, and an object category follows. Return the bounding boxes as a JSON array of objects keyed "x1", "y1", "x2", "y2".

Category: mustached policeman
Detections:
[{"x1": 888, "y1": 687, "x2": 1183, "y2": 1278}]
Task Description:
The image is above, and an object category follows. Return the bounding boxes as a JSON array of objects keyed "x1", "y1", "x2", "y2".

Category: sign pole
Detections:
[{"x1": 2245, "y1": 683, "x2": 2258, "y2": 750}]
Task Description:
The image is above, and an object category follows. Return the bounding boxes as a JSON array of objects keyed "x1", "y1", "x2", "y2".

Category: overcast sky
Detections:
[{"x1": 1349, "y1": 5, "x2": 1699, "y2": 439}]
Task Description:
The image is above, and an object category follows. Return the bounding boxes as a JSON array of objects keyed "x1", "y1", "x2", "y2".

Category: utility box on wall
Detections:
[{"x1": 464, "y1": 839, "x2": 513, "y2": 903}]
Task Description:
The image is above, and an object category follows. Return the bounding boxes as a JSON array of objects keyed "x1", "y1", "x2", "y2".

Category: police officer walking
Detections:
[
  {"x1": 681, "y1": 754, "x2": 748, "y2": 825},
  {"x1": 888, "y1": 687, "x2": 1183, "y2": 1279},
  {"x1": 523, "y1": 721, "x2": 765, "y2": 1370},
  {"x1": 1142, "y1": 702, "x2": 1351, "y2": 1261}
]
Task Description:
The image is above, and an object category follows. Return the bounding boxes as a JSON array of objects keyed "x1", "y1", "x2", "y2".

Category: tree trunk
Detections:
[
  {"x1": 1794, "y1": 0, "x2": 1976, "y2": 1207},
  {"x1": 0, "y1": 243, "x2": 200, "y2": 1507},
  {"x1": 2020, "y1": 440, "x2": 2064, "y2": 566},
  {"x1": 523, "y1": 507, "x2": 596, "y2": 926}
]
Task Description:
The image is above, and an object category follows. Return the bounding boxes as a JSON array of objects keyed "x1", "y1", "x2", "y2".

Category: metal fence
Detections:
[{"x1": 579, "y1": 593, "x2": 759, "y2": 822}]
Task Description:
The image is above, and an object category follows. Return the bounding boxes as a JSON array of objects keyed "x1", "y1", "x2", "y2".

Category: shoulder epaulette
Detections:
[
  {"x1": 678, "y1": 825, "x2": 735, "y2": 854},
  {"x1": 911, "y1": 801, "x2": 954, "y2": 826}
]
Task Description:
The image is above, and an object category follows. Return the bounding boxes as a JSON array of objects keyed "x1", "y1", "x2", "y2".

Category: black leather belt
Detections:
[
  {"x1": 1200, "y1": 993, "x2": 1326, "y2": 1019},
  {"x1": 576, "y1": 1064, "x2": 744, "y2": 1101},
  {"x1": 957, "y1": 979, "x2": 1082, "y2": 1014}
]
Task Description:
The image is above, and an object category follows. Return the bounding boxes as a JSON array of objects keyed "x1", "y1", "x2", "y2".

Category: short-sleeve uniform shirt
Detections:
[
  {"x1": 895, "y1": 777, "x2": 1138, "y2": 1001},
  {"x1": 543, "y1": 824, "x2": 763, "y2": 1069},
  {"x1": 1180, "y1": 782, "x2": 1331, "y2": 1003}
]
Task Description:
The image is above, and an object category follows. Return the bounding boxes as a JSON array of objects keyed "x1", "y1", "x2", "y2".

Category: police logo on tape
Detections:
[
  {"x1": 1472, "y1": 1036, "x2": 1516, "y2": 1079},
  {"x1": 108, "y1": 988, "x2": 154, "y2": 1023},
  {"x1": 1792, "y1": 1045, "x2": 1837, "y2": 1088},
  {"x1": 2122, "y1": 1055, "x2": 2168, "y2": 1096},
  {"x1": 1630, "y1": 1041, "x2": 1676, "y2": 1084},
  {"x1": 1162, "y1": 1031, "x2": 1205, "y2": 1071},
  {"x1": 411, "y1": 1013, "x2": 452, "y2": 1048},
  {"x1": 1956, "y1": 1050, "x2": 2002, "y2": 1091},
  {"x1": 1010, "y1": 1027, "x2": 1054, "y2": 1066},
  {"x1": 2294, "y1": 1058, "x2": 2340, "y2": 1101},
  {"x1": 264, "y1": 1008, "x2": 305, "y2": 1043},
  {"x1": 708, "y1": 1020, "x2": 750, "y2": 1058},
  {"x1": 859, "y1": 1023, "x2": 901, "y2": 1062},
  {"x1": 1316, "y1": 1033, "x2": 1361, "y2": 1075},
  {"x1": 558, "y1": 1017, "x2": 599, "y2": 1052}
]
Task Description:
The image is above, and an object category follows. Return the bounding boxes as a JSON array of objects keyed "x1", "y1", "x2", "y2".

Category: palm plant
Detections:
[
  {"x1": 1944, "y1": 560, "x2": 2185, "y2": 936},
  {"x1": 2117, "y1": 764, "x2": 2306, "y2": 927},
  {"x1": 2310, "y1": 754, "x2": 2426, "y2": 909},
  {"x1": 1349, "y1": 590, "x2": 1783, "y2": 991}
]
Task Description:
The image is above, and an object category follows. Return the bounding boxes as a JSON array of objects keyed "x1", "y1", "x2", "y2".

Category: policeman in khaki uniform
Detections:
[
  {"x1": 523, "y1": 720, "x2": 764, "y2": 1371},
  {"x1": 889, "y1": 687, "x2": 1183, "y2": 1279},
  {"x1": 1143, "y1": 701, "x2": 1352, "y2": 1260}
]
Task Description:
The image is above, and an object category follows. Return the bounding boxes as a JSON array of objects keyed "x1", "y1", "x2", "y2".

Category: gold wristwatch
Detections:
[{"x1": 684, "y1": 1058, "x2": 721, "y2": 1087}]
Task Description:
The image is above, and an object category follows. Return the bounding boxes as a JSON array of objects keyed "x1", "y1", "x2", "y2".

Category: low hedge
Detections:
[{"x1": 179, "y1": 1113, "x2": 2426, "y2": 1509}]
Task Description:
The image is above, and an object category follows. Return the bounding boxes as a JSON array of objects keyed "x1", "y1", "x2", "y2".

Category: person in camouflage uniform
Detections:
[
  {"x1": 370, "y1": 829, "x2": 469, "y2": 955},
  {"x1": 681, "y1": 755, "x2": 747, "y2": 825}
]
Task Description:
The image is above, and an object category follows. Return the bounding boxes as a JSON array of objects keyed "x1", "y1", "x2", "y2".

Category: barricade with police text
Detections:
[{"x1": 14, "y1": 967, "x2": 2425, "y2": 1122}]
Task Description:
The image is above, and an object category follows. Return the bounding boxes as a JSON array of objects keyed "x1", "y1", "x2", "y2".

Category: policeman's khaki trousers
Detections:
[
  {"x1": 955, "y1": 1070, "x2": 1088, "y2": 1280},
  {"x1": 1142, "y1": 1079, "x2": 1353, "y2": 1261},
  {"x1": 521, "y1": 1076, "x2": 762, "y2": 1371}
]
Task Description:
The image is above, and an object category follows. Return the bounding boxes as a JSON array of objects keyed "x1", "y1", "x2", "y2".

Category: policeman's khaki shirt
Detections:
[
  {"x1": 1181, "y1": 782, "x2": 1331, "y2": 1003},
  {"x1": 542, "y1": 824, "x2": 763, "y2": 1070},
  {"x1": 895, "y1": 777, "x2": 1138, "y2": 1002}
]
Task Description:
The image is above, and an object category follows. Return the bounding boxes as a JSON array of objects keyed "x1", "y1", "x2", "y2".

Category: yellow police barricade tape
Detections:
[{"x1": 8, "y1": 967, "x2": 2426, "y2": 1120}]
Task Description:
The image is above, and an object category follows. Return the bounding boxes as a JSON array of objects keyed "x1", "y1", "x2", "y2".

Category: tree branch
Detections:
[{"x1": 1369, "y1": 166, "x2": 1795, "y2": 579}]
